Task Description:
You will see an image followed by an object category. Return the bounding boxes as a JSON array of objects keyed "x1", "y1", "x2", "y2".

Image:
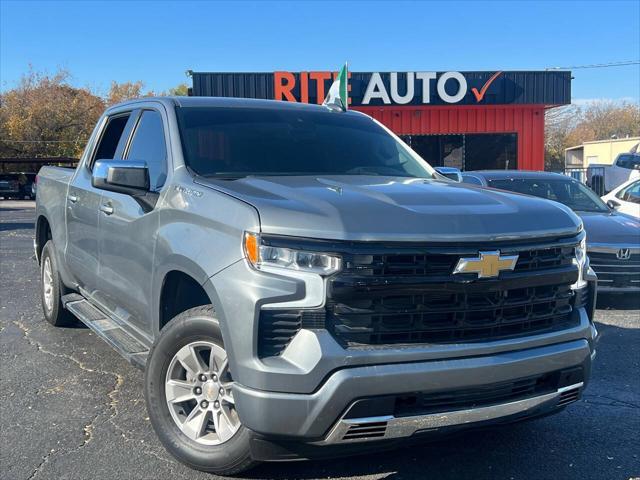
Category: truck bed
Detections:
[{"x1": 35, "y1": 166, "x2": 75, "y2": 260}]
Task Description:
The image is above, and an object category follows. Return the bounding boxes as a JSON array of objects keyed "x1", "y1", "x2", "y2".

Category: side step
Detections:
[{"x1": 62, "y1": 294, "x2": 149, "y2": 369}]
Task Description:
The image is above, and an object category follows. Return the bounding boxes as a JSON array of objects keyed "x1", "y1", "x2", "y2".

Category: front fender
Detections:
[{"x1": 151, "y1": 176, "x2": 260, "y2": 337}]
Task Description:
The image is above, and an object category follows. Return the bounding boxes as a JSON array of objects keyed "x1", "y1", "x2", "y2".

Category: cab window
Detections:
[
  {"x1": 126, "y1": 110, "x2": 168, "y2": 191},
  {"x1": 92, "y1": 114, "x2": 130, "y2": 165}
]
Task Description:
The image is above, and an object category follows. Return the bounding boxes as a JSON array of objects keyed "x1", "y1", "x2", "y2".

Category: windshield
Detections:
[
  {"x1": 176, "y1": 106, "x2": 435, "y2": 179},
  {"x1": 488, "y1": 177, "x2": 609, "y2": 213}
]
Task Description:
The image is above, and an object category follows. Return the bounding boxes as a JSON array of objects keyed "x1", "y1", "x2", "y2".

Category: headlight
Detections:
[
  {"x1": 571, "y1": 236, "x2": 587, "y2": 290},
  {"x1": 243, "y1": 232, "x2": 341, "y2": 275}
]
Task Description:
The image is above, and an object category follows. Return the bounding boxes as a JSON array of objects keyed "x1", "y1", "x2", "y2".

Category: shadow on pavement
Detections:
[
  {"x1": 248, "y1": 427, "x2": 517, "y2": 480},
  {"x1": 0, "y1": 222, "x2": 34, "y2": 232}
]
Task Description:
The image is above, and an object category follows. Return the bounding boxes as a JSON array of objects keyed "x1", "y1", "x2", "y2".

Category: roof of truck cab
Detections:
[
  {"x1": 108, "y1": 96, "x2": 355, "y2": 113},
  {"x1": 464, "y1": 170, "x2": 571, "y2": 181}
]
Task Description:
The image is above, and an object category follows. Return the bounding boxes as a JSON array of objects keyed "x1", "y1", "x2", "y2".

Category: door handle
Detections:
[
  {"x1": 68, "y1": 194, "x2": 78, "y2": 203},
  {"x1": 99, "y1": 203, "x2": 114, "y2": 215}
]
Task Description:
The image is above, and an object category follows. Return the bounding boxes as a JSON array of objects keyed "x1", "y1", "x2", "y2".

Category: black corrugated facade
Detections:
[{"x1": 191, "y1": 71, "x2": 571, "y2": 106}]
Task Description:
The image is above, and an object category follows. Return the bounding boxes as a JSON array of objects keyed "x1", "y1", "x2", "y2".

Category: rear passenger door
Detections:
[
  {"x1": 66, "y1": 112, "x2": 134, "y2": 295},
  {"x1": 97, "y1": 108, "x2": 169, "y2": 336}
]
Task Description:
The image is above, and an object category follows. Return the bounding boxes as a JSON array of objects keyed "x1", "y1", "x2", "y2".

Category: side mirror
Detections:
[
  {"x1": 92, "y1": 160, "x2": 150, "y2": 195},
  {"x1": 606, "y1": 199, "x2": 620, "y2": 210},
  {"x1": 435, "y1": 166, "x2": 462, "y2": 182}
]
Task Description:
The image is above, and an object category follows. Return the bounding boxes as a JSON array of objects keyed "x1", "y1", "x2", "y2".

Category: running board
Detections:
[{"x1": 62, "y1": 294, "x2": 149, "y2": 369}]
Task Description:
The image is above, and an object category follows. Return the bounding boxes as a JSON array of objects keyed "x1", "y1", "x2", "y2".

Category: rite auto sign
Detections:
[
  {"x1": 191, "y1": 71, "x2": 571, "y2": 107},
  {"x1": 275, "y1": 71, "x2": 502, "y2": 105}
]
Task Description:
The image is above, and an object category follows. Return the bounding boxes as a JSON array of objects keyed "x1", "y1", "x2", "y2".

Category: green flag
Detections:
[{"x1": 323, "y1": 62, "x2": 348, "y2": 111}]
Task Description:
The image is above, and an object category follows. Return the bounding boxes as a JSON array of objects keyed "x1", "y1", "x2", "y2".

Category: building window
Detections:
[{"x1": 401, "y1": 133, "x2": 517, "y2": 171}]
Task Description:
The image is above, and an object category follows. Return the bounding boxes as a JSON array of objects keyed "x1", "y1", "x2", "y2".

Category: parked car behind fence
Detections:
[{"x1": 559, "y1": 167, "x2": 607, "y2": 196}]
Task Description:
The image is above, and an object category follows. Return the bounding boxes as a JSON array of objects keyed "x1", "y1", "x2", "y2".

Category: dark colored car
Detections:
[
  {"x1": 0, "y1": 172, "x2": 36, "y2": 199},
  {"x1": 462, "y1": 170, "x2": 640, "y2": 293},
  {"x1": 0, "y1": 173, "x2": 22, "y2": 199},
  {"x1": 20, "y1": 173, "x2": 36, "y2": 199}
]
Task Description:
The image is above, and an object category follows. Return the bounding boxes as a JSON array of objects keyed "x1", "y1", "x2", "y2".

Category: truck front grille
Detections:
[
  {"x1": 588, "y1": 251, "x2": 640, "y2": 289},
  {"x1": 327, "y1": 283, "x2": 579, "y2": 346},
  {"x1": 326, "y1": 235, "x2": 583, "y2": 348}
]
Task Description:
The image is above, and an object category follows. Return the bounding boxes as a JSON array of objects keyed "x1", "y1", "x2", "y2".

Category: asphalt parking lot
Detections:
[{"x1": 0, "y1": 200, "x2": 638, "y2": 480}]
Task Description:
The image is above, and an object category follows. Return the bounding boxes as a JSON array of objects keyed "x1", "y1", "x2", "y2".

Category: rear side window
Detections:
[
  {"x1": 93, "y1": 115, "x2": 130, "y2": 162},
  {"x1": 126, "y1": 111, "x2": 168, "y2": 191}
]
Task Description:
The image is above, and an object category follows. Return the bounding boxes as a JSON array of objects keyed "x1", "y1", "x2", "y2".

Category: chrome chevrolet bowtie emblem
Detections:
[
  {"x1": 616, "y1": 248, "x2": 631, "y2": 260},
  {"x1": 453, "y1": 251, "x2": 519, "y2": 279}
]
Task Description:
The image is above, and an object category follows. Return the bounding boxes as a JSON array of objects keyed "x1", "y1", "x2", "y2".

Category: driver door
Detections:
[{"x1": 97, "y1": 108, "x2": 169, "y2": 336}]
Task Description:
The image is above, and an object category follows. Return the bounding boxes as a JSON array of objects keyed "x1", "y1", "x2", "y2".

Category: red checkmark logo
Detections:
[{"x1": 471, "y1": 71, "x2": 502, "y2": 102}]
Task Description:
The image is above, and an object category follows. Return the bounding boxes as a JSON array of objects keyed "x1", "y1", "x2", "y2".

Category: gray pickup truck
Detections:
[{"x1": 36, "y1": 97, "x2": 598, "y2": 475}]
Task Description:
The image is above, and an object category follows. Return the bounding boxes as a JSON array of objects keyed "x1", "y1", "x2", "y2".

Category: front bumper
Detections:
[{"x1": 233, "y1": 334, "x2": 594, "y2": 441}]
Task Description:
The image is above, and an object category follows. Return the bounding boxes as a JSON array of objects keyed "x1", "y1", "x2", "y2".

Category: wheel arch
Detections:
[
  {"x1": 35, "y1": 214, "x2": 52, "y2": 264},
  {"x1": 153, "y1": 257, "x2": 229, "y2": 343}
]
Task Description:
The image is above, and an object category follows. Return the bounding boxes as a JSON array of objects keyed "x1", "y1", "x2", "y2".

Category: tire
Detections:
[
  {"x1": 144, "y1": 305, "x2": 257, "y2": 475},
  {"x1": 40, "y1": 240, "x2": 74, "y2": 327}
]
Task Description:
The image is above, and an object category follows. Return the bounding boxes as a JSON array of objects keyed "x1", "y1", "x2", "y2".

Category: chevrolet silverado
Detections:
[{"x1": 35, "y1": 97, "x2": 598, "y2": 475}]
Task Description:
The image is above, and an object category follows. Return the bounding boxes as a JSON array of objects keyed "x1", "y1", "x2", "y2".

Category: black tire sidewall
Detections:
[
  {"x1": 40, "y1": 241, "x2": 70, "y2": 326},
  {"x1": 144, "y1": 306, "x2": 254, "y2": 474}
]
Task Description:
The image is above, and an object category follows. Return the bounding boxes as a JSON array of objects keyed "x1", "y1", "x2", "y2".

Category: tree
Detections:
[
  {"x1": 566, "y1": 101, "x2": 640, "y2": 147},
  {"x1": 106, "y1": 80, "x2": 154, "y2": 106},
  {"x1": 0, "y1": 67, "x2": 104, "y2": 158},
  {"x1": 544, "y1": 105, "x2": 579, "y2": 170},
  {"x1": 545, "y1": 100, "x2": 640, "y2": 170},
  {"x1": 167, "y1": 83, "x2": 189, "y2": 96}
]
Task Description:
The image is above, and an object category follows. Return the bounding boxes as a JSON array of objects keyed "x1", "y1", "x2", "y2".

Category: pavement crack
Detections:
[
  {"x1": 13, "y1": 317, "x2": 127, "y2": 477},
  {"x1": 13, "y1": 319, "x2": 99, "y2": 375},
  {"x1": 582, "y1": 393, "x2": 640, "y2": 409},
  {"x1": 26, "y1": 451, "x2": 55, "y2": 480}
]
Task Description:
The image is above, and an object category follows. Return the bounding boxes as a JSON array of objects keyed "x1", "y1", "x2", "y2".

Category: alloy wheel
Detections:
[
  {"x1": 164, "y1": 341, "x2": 241, "y2": 445},
  {"x1": 42, "y1": 257, "x2": 54, "y2": 313}
]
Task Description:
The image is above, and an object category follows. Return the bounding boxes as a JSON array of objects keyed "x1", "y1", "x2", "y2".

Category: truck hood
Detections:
[
  {"x1": 197, "y1": 175, "x2": 582, "y2": 242},
  {"x1": 577, "y1": 211, "x2": 640, "y2": 246}
]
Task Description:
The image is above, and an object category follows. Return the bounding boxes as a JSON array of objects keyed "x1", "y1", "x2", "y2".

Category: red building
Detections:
[{"x1": 191, "y1": 70, "x2": 571, "y2": 171}]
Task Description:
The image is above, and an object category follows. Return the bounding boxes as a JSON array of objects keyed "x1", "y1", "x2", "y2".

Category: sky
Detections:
[{"x1": 1, "y1": 0, "x2": 639, "y2": 103}]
